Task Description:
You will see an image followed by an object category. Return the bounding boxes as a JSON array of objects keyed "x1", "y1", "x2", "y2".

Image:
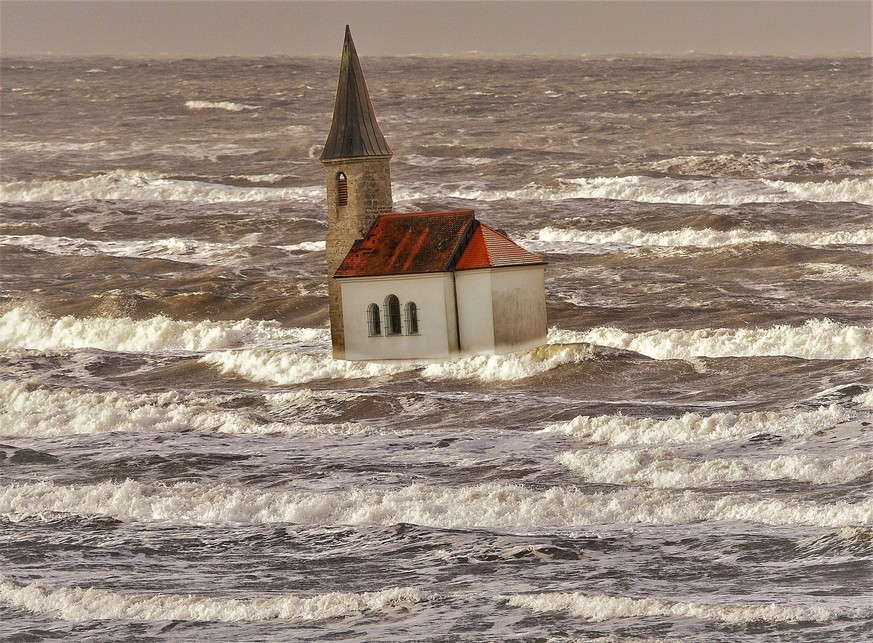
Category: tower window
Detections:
[
  {"x1": 336, "y1": 172, "x2": 348, "y2": 206},
  {"x1": 405, "y1": 302, "x2": 419, "y2": 335},
  {"x1": 385, "y1": 295, "x2": 402, "y2": 335},
  {"x1": 367, "y1": 303, "x2": 381, "y2": 336}
]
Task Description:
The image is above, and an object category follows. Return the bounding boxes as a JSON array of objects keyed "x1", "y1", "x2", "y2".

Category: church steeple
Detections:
[
  {"x1": 320, "y1": 26, "x2": 392, "y2": 161},
  {"x1": 321, "y1": 26, "x2": 394, "y2": 359}
]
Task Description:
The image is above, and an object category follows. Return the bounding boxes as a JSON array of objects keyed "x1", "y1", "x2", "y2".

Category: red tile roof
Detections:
[
  {"x1": 334, "y1": 210, "x2": 475, "y2": 277},
  {"x1": 334, "y1": 210, "x2": 545, "y2": 278},
  {"x1": 455, "y1": 223, "x2": 545, "y2": 270}
]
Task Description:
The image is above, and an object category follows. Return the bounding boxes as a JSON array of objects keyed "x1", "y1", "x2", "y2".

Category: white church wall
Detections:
[
  {"x1": 339, "y1": 273, "x2": 457, "y2": 360},
  {"x1": 454, "y1": 270, "x2": 495, "y2": 354},
  {"x1": 490, "y1": 265, "x2": 548, "y2": 353}
]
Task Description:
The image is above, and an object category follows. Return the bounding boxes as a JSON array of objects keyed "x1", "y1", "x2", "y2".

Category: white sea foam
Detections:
[
  {"x1": 536, "y1": 226, "x2": 873, "y2": 247},
  {"x1": 396, "y1": 176, "x2": 873, "y2": 205},
  {"x1": 201, "y1": 348, "x2": 413, "y2": 385},
  {"x1": 0, "y1": 170, "x2": 321, "y2": 203},
  {"x1": 0, "y1": 574, "x2": 421, "y2": 623},
  {"x1": 853, "y1": 389, "x2": 873, "y2": 409},
  {"x1": 202, "y1": 343, "x2": 596, "y2": 385},
  {"x1": 0, "y1": 382, "x2": 374, "y2": 438},
  {"x1": 0, "y1": 307, "x2": 326, "y2": 353},
  {"x1": 421, "y1": 343, "x2": 596, "y2": 381},
  {"x1": 548, "y1": 319, "x2": 873, "y2": 360},
  {"x1": 507, "y1": 591, "x2": 870, "y2": 624},
  {"x1": 0, "y1": 233, "x2": 244, "y2": 265},
  {"x1": 2, "y1": 480, "x2": 869, "y2": 528},
  {"x1": 276, "y1": 240, "x2": 327, "y2": 252},
  {"x1": 541, "y1": 406, "x2": 850, "y2": 446},
  {"x1": 0, "y1": 234, "x2": 326, "y2": 264},
  {"x1": 556, "y1": 449, "x2": 872, "y2": 487},
  {"x1": 644, "y1": 153, "x2": 860, "y2": 178},
  {"x1": 184, "y1": 100, "x2": 259, "y2": 112}
]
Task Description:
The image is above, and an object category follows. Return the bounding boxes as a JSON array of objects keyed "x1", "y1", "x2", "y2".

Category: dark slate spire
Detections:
[{"x1": 320, "y1": 26, "x2": 392, "y2": 161}]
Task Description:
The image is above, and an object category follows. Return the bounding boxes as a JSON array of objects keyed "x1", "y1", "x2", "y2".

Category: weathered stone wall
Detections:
[{"x1": 322, "y1": 157, "x2": 393, "y2": 359}]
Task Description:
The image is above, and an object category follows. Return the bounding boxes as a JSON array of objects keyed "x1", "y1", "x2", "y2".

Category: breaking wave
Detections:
[
  {"x1": 0, "y1": 170, "x2": 321, "y2": 203},
  {"x1": 201, "y1": 348, "x2": 412, "y2": 385},
  {"x1": 395, "y1": 176, "x2": 873, "y2": 205},
  {"x1": 202, "y1": 343, "x2": 597, "y2": 384},
  {"x1": 556, "y1": 449, "x2": 872, "y2": 487},
  {"x1": 643, "y1": 152, "x2": 862, "y2": 179},
  {"x1": 0, "y1": 307, "x2": 326, "y2": 353},
  {"x1": 541, "y1": 406, "x2": 850, "y2": 446},
  {"x1": 507, "y1": 591, "x2": 870, "y2": 624},
  {"x1": 0, "y1": 234, "x2": 325, "y2": 264},
  {"x1": 0, "y1": 382, "x2": 375, "y2": 438},
  {"x1": 2, "y1": 480, "x2": 869, "y2": 528},
  {"x1": 548, "y1": 319, "x2": 873, "y2": 360},
  {"x1": 184, "y1": 100, "x2": 259, "y2": 112},
  {"x1": 536, "y1": 226, "x2": 873, "y2": 247},
  {"x1": 0, "y1": 574, "x2": 421, "y2": 623}
]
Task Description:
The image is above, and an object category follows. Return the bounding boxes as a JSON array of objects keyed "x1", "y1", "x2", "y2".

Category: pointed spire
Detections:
[{"x1": 320, "y1": 26, "x2": 392, "y2": 161}]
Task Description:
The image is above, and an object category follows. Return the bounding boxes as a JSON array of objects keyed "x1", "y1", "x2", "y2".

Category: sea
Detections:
[{"x1": 0, "y1": 54, "x2": 871, "y2": 642}]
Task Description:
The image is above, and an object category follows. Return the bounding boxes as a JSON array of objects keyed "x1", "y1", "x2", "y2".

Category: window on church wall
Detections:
[
  {"x1": 367, "y1": 303, "x2": 381, "y2": 336},
  {"x1": 384, "y1": 295, "x2": 402, "y2": 335},
  {"x1": 405, "y1": 302, "x2": 419, "y2": 335},
  {"x1": 336, "y1": 172, "x2": 348, "y2": 206}
]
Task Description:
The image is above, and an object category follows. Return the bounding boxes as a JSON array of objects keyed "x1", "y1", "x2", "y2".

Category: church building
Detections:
[{"x1": 320, "y1": 27, "x2": 547, "y2": 361}]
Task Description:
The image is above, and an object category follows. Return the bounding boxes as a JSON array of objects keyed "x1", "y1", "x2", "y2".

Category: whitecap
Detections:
[
  {"x1": 548, "y1": 319, "x2": 873, "y2": 360},
  {"x1": 534, "y1": 226, "x2": 873, "y2": 248},
  {"x1": 0, "y1": 170, "x2": 321, "y2": 203},
  {"x1": 1, "y1": 480, "x2": 868, "y2": 528},
  {"x1": 541, "y1": 405, "x2": 850, "y2": 446},
  {"x1": 507, "y1": 591, "x2": 870, "y2": 624},
  {"x1": 184, "y1": 100, "x2": 259, "y2": 112},
  {"x1": 0, "y1": 307, "x2": 325, "y2": 353},
  {"x1": 0, "y1": 573, "x2": 421, "y2": 623},
  {"x1": 556, "y1": 448, "x2": 872, "y2": 486},
  {"x1": 0, "y1": 382, "x2": 376, "y2": 438},
  {"x1": 394, "y1": 176, "x2": 873, "y2": 206}
]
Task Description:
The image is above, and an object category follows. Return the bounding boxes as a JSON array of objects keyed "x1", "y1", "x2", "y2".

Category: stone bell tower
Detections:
[{"x1": 320, "y1": 26, "x2": 393, "y2": 359}]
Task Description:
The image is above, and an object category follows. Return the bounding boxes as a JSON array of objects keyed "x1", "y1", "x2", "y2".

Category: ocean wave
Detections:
[
  {"x1": 0, "y1": 307, "x2": 326, "y2": 353},
  {"x1": 0, "y1": 233, "x2": 325, "y2": 264},
  {"x1": 643, "y1": 153, "x2": 861, "y2": 179},
  {"x1": 420, "y1": 343, "x2": 596, "y2": 381},
  {"x1": 556, "y1": 449, "x2": 872, "y2": 486},
  {"x1": 541, "y1": 406, "x2": 850, "y2": 446},
  {"x1": 0, "y1": 233, "x2": 245, "y2": 265},
  {"x1": 1, "y1": 480, "x2": 869, "y2": 529},
  {"x1": 201, "y1": 348, "x2": 413, "y2": 385},
  {"x1": 184, "y1": 100, "x2": 259, "y2": 112},
  {"x1": 507, "y1": 591, "x2": 870, "y2": 624},
  {"x1": 0, "y1": 170, "x2": 321, "y2": 203},
  {"x1": 548, "y1": 319, "x2": 873, "y2": 360},
  {"x1": 854, "y1": 388, "x2": 873, "y2": 409},
  {"x1": 202, "y1": 343, "x2": 597, "y2": 385},
  {"x1": 535, "y1": 226, "x2": 873, "y2": 247},
  {"x1": 0, "y1": 382, "x2": 375, "y2": 438},
  {"x1": 396, "y1": 176, "x2": 873, "y2": 205},
  {"x1": 0, "y1": 574, "x2": 420, "y2": 623}
]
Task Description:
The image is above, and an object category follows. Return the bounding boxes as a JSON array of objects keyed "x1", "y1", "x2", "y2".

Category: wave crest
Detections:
[
  {"x1": 548, "y1": 319, "x2": 873, "y2": 360},
  {"x1": 542, "y1": 406, "x2": 850, "y2": 445},
  {"x1": 0, "y1": 574, "x2": 421, "y2": 623},
  {"x1": 508, "y1": 591, "x2": 870, "y2": 624},
  {"x1": 2, "y1": 480, "x2": 868, "y2": 528}
]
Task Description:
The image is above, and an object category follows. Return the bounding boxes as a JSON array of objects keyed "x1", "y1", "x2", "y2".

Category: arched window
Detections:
[
  {"x1": 336, "y1": 172, "x2": 348, "y2": 206},
  {"x1": 405, "y1": 302, "x2": 419, "y2": 335},
  {"x1": 384, "y1": 294, "x2": 402, "y2": 335},
  {"x1": 367, "y1": 303, "x2": 381, "y2": 336}
]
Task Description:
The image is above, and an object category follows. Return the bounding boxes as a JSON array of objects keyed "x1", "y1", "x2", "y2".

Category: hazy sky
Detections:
[{"x1": 1, "y1": 1, "x2": 870, "y2": 57}]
